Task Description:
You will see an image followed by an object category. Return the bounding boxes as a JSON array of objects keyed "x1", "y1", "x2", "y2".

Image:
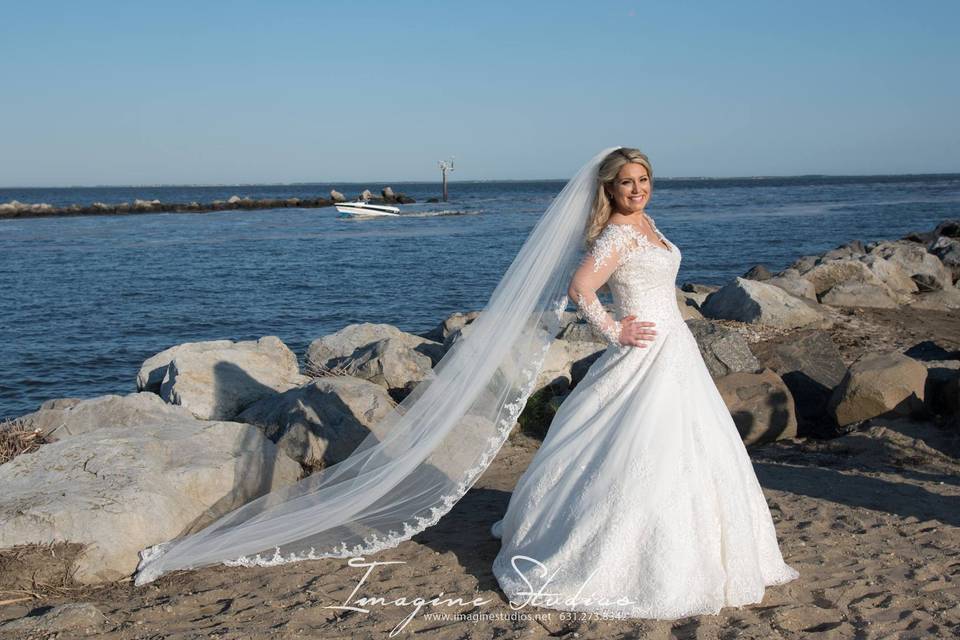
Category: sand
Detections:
[{"x1": 1, "y1": 308, "x2": 959, "y2": 639}]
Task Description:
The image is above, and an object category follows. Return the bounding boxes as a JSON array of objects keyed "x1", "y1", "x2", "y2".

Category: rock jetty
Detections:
[{"x1": 0, "y1": 187, "x2": 417, "y2": 220}]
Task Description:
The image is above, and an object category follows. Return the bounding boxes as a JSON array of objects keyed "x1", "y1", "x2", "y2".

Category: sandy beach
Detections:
[{"x1": 1, "y1": 301, "x2": 958, "y2": 639}]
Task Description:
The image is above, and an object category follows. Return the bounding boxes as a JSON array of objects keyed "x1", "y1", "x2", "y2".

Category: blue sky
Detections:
[{"x1": 1, "y1": 1, "x2": 958, "y2": 186}]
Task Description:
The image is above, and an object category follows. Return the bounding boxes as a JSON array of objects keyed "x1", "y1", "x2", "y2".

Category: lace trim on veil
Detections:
[{"x1": 210, "y1": 297, "x2": 568, "y2": 569}]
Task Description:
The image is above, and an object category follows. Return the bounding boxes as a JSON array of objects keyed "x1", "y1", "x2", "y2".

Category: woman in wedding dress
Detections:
[
  {"x1": 490, "y1": 148, "x2": 799, "y2": 618},
  {"x1": 133, "y1": 146, "x2": 797, "y2": 622}
]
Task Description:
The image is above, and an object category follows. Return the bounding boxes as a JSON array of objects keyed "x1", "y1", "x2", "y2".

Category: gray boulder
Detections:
[
  {"x1": 859, "y1": 254, "x2": 919, "y2": 295},
  {"x1": 237, "y1": 376, "x2": 396, "y2": 470},
  {"x1": 676, "y1": 289, "x2": 705, "y2": 319},
  {"x1": 419, "y1": 310, "x2": 481, "y2": 344},
  {"x1": 16, "y1": 392, "x2": 195, "y2": 440},
  {"x1": 765, "y1": 269, "x2": 817, "y2": 301},
  {"x1": 137, "y1": 339, "x2": 234, "y2": 393},
  {"x1": 751, "y1": 330, "x2": 847, "y2": 436},
  {"x1": 819, "y1": 281, "x2": 899, "y2": 308},
  {"x1": 821, "y1": 241, "x2": 865, "y2": 262},
  {"x1": 306, "y1": 322, "x2": 444, "y2": 372},
  {"x1": 537, "y1": 337, "x2": 606, "y2": 392},
  {"x1": 907, "y1": 284, "x2": 960, "y2": 311},
  {"x1": 715, "y1": 368, "x2": 798, "y2": 445},
  {"x1": 929, "y1": 235, "x2": 960, "y2": 284},
  {"x1": 684, "y1": 319, "x2": 760, "y2": 379},
  {"x1": 0, "y1": 417, "x2": 301, "y2": 583},
  {"x1": 827, "y1": 351, "x2": 928, "y2": 426},
  {"x1": 933, "y1": 219, "x2": 960, "y2": 238},
  {"x1": 159, "y1": 336, "x2": 307, "y2": 420},
  {"x1": 327, "y1": 337, "x2": 434, "y2": 394},
  {"x1": 742, "y1": 264, "x2": 773, "y2": 280},
  {"x1": 871, "y1": 240, "x2": 953, "y2": 291},
  {"x1": 679, "y1": 283, "x2": 718, "y2": 308},
  {"x1": 804, "y1": 259, "x2": 890, "y2": 296},
  {"x1": 786, "y1": 255, "x2": 820, "y2": 275},
  {"x1": 804, "y1": 258, "x2": 903, "y2": 308},
  {"x1": 700, "y1": 277, "x2": 826, "y2": 329}
]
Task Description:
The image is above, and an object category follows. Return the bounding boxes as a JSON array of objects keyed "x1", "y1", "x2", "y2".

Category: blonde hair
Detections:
[{"x1": 583, "y1": 147, "x2": 654, "y2": 249}]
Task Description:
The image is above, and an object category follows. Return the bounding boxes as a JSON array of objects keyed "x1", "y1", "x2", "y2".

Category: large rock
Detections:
[
  {"x1": 137, "y1": 339, "x2": 234, "y2": 393},
  {"x1": 859, "y1": 254, "x2": 919, "y2": 295},
  {"x1": 16, "y1": 392, "x2": 195, "y2": 440},
  {"x1": 237, "y1": 377, "x2": 397, "y2": 470},
  {"x1": 443, "y1": 320, "x2": 478, "y2": 352},
  {"x1": 684, "y1": 319, "x2": 760, "y2": 379},
  {"x1": 820, "y1": 240, "x2": 866, "y2": 262},
  {"x1": 787, "y1": 255, "x2": 819, "y2": 275},
  {"x1": 906, "y1": 346, "x2": 960, "y2": 417},
  {"x1": 933, "y1": 219, "x2": 960, "y2": 239},
  {"x1": 419, "y1": 310, "x2": 481, "y2": 344},
  {"x1": 742, "y1": 264, "x2": 772, "y2": 281},
  {"x1": 801, "y1": 258, "x2": 905, "y2": 308},
  {"x1": 0, "y1": 418, "x2": 301, "y2": 583},
  {"x1": 306, "y1": 323, "x2": 444, "y2": 372},
  {"x1": 159, "y1": 336, "x2": 307, "y2": 420},
  {"x1": 765, "y1": 269, "x2": 817, "y2": 301},
  {"x1": 700, "y1": 277, "x2": 825, "y2": 328},
  {"x1": 804, "y1": 259, "x2": 894, "y2": 296},
  {"x1": 715, "y1": 368, "x2": 798, "y2": 445},
  {"x1": 827, "y1": 352, "x2": 928, "y2": 426},
  {"x1": 871, "y1": 240, "x2": 953, "y2": 291},
  {"x1": 676, "y1": 289, "x2": 704, "y2": 320},
  {"x1": 906, "y1": 284, "x2": 960, "y2": 310},
  {"x1": 335, "y1": 337, "x2": 437, "y2": 394},
  {"x1": 537, "y1": 337, "x2": 606, "y2": 392},
  {"x1": 750, "y1": 330, "x2": 847, "y2": 436},
  {"x1": 819, "y1": 281, "x2": 899, "y2": 308},
  {"x1": 929, "y1": 235, "x2": 960, "y2": 284},
  {"x1": 679, "y1": 283, "x2": 718, "y2": 308}
]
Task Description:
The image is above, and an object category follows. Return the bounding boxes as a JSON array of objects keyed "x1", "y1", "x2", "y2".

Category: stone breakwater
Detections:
[{"x1": 0, "y1": 187, "x2": 417, "y2": 220}]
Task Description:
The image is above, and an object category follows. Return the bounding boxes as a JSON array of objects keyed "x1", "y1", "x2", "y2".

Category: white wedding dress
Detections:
[{"x1": 490, "y1": 218, "x2": 800, "y2": 619}]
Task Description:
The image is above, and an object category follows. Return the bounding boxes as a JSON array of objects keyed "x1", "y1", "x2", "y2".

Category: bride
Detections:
[
  {"x1": 134, "y1": 146, "x2": 798, "y2": 620},
  {"x1": 490, "y1": 148, "x2": 799, "y2": 618}
]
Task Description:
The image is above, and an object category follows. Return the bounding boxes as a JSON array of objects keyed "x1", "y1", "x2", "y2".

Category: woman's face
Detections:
[{"x1": 607, "y1": 162, "x2": 651, "y2": 215}]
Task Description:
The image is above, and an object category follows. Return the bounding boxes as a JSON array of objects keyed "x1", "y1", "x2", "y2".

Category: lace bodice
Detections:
[{"x1": 569, "y1": 216, "x2": 684, "y2": 346}]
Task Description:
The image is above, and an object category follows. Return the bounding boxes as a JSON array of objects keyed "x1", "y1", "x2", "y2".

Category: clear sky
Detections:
[{"x1": 1, "y1": 1, "x2": 958, "y2": 186}]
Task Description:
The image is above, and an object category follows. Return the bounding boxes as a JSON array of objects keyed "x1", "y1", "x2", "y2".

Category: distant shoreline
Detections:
[
  {"x1": 1, "y1": 172, "x2": 958, "y2": 191},
  {"x1": 0, "y1": 196, "x2": 338, "y2": 220},
  {"x1": 0, "y1": 193, "x2": 419, "y2": 221}
]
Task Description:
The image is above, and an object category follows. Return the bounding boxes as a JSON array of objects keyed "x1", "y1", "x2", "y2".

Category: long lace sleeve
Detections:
[{"x1": 567, "y1": 225, "x2": 633, "y2": 346}]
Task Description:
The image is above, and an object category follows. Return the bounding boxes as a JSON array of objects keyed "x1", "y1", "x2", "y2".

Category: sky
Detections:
[{"x1": 1, "y1": 1, "x2": 958, "y2": 186}]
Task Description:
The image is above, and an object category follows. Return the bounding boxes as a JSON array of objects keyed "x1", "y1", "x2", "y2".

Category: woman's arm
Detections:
[
  {"x1": 567, "y1": 226, "x2": 657, "y2": 347},
  {"x1": 568, "y1": 242, "x2": 623, "y2": 345}
]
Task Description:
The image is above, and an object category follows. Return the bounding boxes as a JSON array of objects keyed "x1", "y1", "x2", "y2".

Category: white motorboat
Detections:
[{"x1": 334, "y1": 201, "x2": 401, "y2": 217}]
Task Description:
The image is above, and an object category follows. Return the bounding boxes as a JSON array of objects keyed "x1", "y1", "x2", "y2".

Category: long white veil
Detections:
[{"x1": 133, "y1": 146, "x2": 620, "y2": 586}]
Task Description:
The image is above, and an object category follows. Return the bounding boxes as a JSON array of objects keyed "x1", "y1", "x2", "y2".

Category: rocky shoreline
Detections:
[
  {"x1": 1, "y1": 219, "x2": 959, "y2": 638},
  {"x1": 0, "y1": 187, "x2": 418, "y2": 220}
]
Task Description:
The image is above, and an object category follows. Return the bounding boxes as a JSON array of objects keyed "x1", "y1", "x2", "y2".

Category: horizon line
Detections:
[{"x1": 1, "y1": 170, "x2": 958, "y2": 190}]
